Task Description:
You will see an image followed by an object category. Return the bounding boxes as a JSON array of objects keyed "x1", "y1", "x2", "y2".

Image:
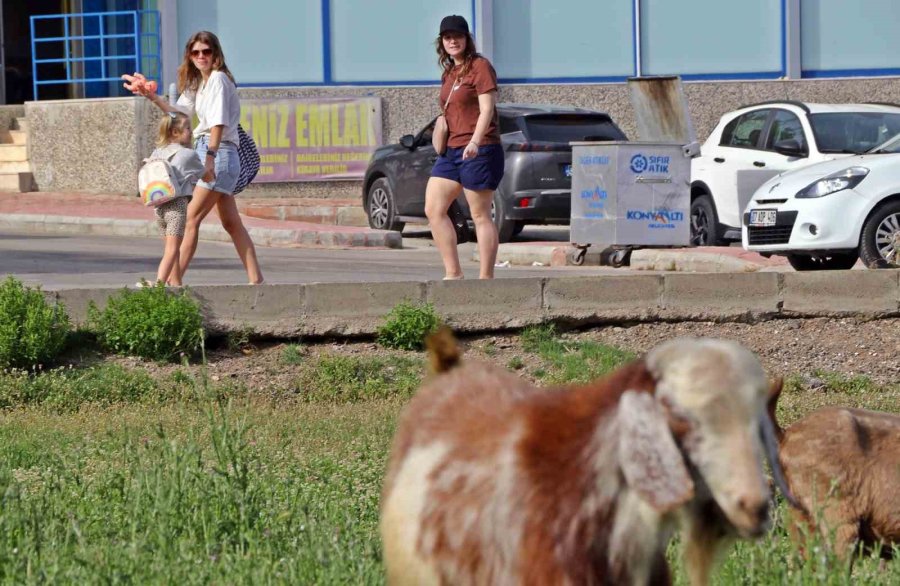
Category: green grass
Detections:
[
  {"x1": 0, "y1": 333, "x2": 898, "y2": 584},
  {"x1": 520, "y1": 323, "x2": 636, "y2": 383}
]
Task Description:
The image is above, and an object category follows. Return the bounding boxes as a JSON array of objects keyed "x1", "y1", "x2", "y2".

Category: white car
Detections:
[
  {"x1": 742, "y1": 133, "x2": 900, "y2": 270},
  {"x1": 691, "y1": 101, "x2": 900, "y2": 246}
]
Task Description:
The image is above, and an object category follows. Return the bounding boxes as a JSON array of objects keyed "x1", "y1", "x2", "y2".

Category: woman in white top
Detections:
[{"x1": 134, "y1": 31, "x2": 263, "y2": 285}]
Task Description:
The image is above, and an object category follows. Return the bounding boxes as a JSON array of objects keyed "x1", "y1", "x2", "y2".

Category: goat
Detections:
[
  {"x1": 381, "y1": 330, "x2": 791, "y2": 585},
  {"x1": 768, "y1": 387, "x2": 900, "y2": 560}
]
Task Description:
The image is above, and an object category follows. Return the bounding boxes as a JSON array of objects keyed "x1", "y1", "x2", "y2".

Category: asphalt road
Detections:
[{"x1": 0, "y1": 226, "x2": 617, "y2": 289}]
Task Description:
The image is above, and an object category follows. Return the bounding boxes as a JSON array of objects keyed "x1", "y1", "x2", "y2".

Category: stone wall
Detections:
[
  {"x1": 25, "y1": 97, "x2": 159, "y2": 195},
  {"x1": 0, "y1": 105, "x2": 26, "y2": 131},
  {"x1": 23, "y1": 77, "x2": 900, "y2": 197}
]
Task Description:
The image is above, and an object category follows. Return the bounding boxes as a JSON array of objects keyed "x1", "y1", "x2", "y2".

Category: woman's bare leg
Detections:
[
  {"x1": 216, "y1": 195, "x2": 264, "y2": 284},
  {"x1": 464, "y1": 188, "x2": 499, "y2": 279},
  {"x1": 179, "y1": 185, "x2": 220, "y2": 278},
  {"x1": 425, "y1": 176, "x2": 465, "y2": 279}
]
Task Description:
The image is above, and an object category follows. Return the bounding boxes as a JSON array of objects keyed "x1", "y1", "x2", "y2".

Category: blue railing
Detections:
[{"x1": 30, "y1": 10, "x2": 161, "y2": 100}]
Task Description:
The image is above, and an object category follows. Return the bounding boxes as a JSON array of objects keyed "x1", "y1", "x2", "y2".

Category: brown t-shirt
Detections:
[{"x1": 439, "y1": 56, "x2": 500, "y2": 148}]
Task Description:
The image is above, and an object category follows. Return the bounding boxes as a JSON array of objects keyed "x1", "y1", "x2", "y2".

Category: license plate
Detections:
[
  {"x1": 749, "y1": 209, "x2": 777, "y2": 226},
  {"x1": 563, "y1": 164, "x2": 572, "y2": 178}
]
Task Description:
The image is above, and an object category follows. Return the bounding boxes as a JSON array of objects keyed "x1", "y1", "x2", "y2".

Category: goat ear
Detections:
[{"x1": 618, "y1": 391, "x2": 694, "y2": 513}]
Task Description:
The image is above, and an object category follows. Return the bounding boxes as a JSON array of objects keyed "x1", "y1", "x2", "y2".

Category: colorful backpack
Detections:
[{"x1": 138, "y1": 150, "x2": 180, "y2": 207}]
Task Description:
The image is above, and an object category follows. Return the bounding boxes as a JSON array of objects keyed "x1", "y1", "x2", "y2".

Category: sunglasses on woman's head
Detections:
[{"x1": 190, "y1": 48, "x2": 213, "y2": 57}]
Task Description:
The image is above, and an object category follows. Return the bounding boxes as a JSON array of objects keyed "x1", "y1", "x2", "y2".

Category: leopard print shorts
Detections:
[{"x1": 155, "y1": 197, "x2": 189, "y2": 237}]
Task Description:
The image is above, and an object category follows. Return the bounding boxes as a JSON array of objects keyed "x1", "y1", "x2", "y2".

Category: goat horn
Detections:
[{"x1": 758, "y1": 414, "x2": 802, "y2": 509}]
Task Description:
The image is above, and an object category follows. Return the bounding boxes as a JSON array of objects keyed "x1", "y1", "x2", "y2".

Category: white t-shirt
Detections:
[{"x1": 176, "y1": 70, "x2": 240, "y2": 145}]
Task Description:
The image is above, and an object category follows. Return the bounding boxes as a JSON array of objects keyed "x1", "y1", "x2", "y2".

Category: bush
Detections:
[
  {"x1": 89, "y1": 283, "x2": 204, "y2": 362},
  {"x1": 0, "y1": 276, "x2": 69, "y2": 370},
  {"x1": 376, "y1": 301, "x2": 442, "y2": 351}
]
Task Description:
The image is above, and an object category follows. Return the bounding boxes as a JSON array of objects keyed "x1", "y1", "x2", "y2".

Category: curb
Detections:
[
  {"x1": 630, "y1": 249, "x2": 766, "y2": 272},
  {"x1": 46, "y1": 270, "x2": 900, "y2": 338},
  {"x1": 0, "y1": 213, "x2": 403, "y2": 249}
]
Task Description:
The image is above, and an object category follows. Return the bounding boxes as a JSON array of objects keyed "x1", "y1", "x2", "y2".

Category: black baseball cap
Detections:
[{"x1": 440, "y1": 15, "x2": 469, "y2": 36}]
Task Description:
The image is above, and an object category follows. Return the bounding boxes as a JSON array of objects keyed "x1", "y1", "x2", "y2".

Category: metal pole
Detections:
[
  {"x1": 633, "y1": 0, "x2": 642, "y2": 77},
  {"x1": 0, "y1": 0, "x2": 6, "y2": 104}
]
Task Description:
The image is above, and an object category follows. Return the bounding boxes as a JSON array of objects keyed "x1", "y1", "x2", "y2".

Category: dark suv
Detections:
[{"x1": 362, "y1": 103, "x2": 627, "y2": 242}]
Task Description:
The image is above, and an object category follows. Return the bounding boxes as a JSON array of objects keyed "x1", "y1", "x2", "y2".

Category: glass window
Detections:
[
  {"x1": 766, "y1": 110, "x2": 807, "y2": 152},
  {"x1": 330, "y1": 0, "x2": 471, "y2": 82},
  {"x1": 641, "y1": 0, "x2": 782, "y2": 76},
  {"x1": 721, "y1": 110, "x2": 769, "y2": 148},
  {"x1": 177, "y1": 0, "x2": 324, "y2": 84},
  {"x1": 492, "y1": 0, "x2": 634, "y2": 80},
  {"x1": 809, "y1": 112, "x2": 900, "y2": 154},
  {"x1": 522, "y1": 115, "x2": 627, "y2": 142},
  {"x1": 801, "y1": 0, "x2": 900, "y2": 73}
]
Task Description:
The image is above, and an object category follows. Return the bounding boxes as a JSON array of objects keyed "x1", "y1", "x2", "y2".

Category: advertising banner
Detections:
[{"x1": 239, "y1": 96, "x2": 383, "y2": 182}]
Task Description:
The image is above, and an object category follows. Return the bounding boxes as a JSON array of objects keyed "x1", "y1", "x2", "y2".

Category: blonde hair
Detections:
[
  {"x1": 157, "y1": 111, "x2": 191, "y2": 147},
  {"x1": 177, "y1": 30, "x2": 236, "y2": 93}
]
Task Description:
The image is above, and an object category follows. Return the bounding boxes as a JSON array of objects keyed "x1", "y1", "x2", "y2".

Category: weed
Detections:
[
  {"x1": 520, "y1": 324, "x2": 635, "y2": 384},
  {"x1": 295, "y1": 353, "x2": 423, "y2": 402},
  {"x1": 280, "y1": 343, "x2": 305, "y2": 365},
  {"x1": 88, "y1": 283, "x2": 204, "y2": 362},
  {"x1": 0, "y1": 276, "x2": 70, "y2": 370},
  {"x1": 376, "y1": 301, "x2": 442, "y2": 351},
  {"x1": 507, "y1": 356, "x2": 525, "y2": 370},
  {"x1": 226, "y1": 325, "x2": 256, "y2": 353},
  {"x1": 520, "y1": 323, "x2": 558, "y2": 353}
]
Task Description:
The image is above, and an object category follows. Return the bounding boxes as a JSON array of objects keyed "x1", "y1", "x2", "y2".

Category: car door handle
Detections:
[
  {"x1": 713, "y1": 157, "x2": 725, "y2": 163},
  {"x1": 753, "y1": 161, "x2": 766, "y2": 167}
]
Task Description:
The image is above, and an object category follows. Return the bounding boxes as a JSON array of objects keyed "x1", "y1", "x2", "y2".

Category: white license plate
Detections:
[
  {"x1": 563, "y1": 164, "x2": 572, "y2": 178},
  {"x1": 749, "y1": 209, "x2": 777, "y2": 226}
]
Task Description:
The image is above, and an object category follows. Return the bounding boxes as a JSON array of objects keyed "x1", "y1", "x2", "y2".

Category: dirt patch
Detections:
[{"x1": 99, "y1": 317, "x2": 899, "y2": 388}]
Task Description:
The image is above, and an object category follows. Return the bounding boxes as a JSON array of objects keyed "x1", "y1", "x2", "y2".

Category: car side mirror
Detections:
[
  {"x1": 400, "y1": 134, "x2": 415, "y2": 149},
  {"x1": 773, "y1": 139, "x2": 807, "y2": 158}
]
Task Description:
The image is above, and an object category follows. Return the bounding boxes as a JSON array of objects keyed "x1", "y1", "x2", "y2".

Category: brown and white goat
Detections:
[
  {"x1": 769, "y1": 388, "x2": 900, "y2": 560},
  {"x1": 381, "y1": 332, "x2": 790, "y2": 585}
]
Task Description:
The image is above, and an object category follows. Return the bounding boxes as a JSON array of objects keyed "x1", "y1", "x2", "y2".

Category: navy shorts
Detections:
[{"x1": 431, "y1": 144, "x2": 505, "y2": 190}]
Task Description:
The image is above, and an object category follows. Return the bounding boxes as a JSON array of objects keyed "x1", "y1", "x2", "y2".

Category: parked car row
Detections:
[
  {"x1": 692, "y1": 100, "x2": 900, "y2": 269},
  {"x1": 364, "y1": 99, "x2": 900, "y2": 270},
  {"x1": 363, "y1": 104, "x2": 626, "y2": 243}
]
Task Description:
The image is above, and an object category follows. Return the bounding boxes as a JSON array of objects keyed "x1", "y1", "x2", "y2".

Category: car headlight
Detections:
[{"x1": 796, "y1": 166, "x2": 869, "y2": 198}]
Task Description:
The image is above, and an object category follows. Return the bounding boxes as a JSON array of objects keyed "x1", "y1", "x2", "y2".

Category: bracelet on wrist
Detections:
[{"x1": 205, "y1": 149, "x2": 217, "y2": 159}]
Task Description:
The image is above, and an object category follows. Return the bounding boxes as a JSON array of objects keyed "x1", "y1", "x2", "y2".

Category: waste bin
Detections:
[{"x1": 570, "y1": 141, "x2": 690, "y2": 258}]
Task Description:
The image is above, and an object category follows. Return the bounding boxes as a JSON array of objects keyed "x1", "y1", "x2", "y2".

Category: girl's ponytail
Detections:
[{"x1": 156, "y1": 111, "x2": 190, "y2": 147}]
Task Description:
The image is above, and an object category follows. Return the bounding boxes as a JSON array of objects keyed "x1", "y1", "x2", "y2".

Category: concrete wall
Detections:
[
  {"x1": 48, "y1": 270, "x2": 900, "y2": 338},
  {"x1": 25, "y1": 97, "x2": 159, "y2": 195},
  {"x1": 23, "y1": 77, "x2": 900, "y2": 197},
  {"x1": 0, "y1": 105, "x2": 25, "y2": 131}
]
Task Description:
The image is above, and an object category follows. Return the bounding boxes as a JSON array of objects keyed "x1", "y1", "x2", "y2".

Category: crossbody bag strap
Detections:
[{"x1": 441, "y1": 76, "x2": 460, "y2": 115}]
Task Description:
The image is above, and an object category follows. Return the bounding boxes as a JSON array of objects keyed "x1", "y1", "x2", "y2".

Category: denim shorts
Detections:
[
  {"x1": 195, "y1": 136, "x2": 239, "y2": 195},
  {"x1": 431, "y1": 143, "x2": 505, "y2": 191}
]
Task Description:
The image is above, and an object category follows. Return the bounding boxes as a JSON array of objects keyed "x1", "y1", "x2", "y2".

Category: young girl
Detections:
[{"x1": 145, "y1": 111, "x2": 204, "y2": 287}]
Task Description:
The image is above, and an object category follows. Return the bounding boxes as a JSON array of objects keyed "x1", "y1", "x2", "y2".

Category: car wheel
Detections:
[
  {"x1": 786, "y1": 252, "x2": 859, "y2": 271},
  {"x1": 511, "y1": 222, "x2": 525, "y2": 237},
  {"x1": 858, "y1": 200, "x2": 900, "y2": 268},
  {"x1": 366, "y1": 178, "x2": 404, "y2": 231},
  {"x1": 690, "y1": 194, "x2": 721, "y2": 246},
  {"x1": 491, "y1": 191, "x2": 518, "y2": 243}
]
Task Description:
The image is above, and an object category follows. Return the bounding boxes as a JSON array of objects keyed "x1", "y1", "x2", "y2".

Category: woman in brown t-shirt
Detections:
[{"x1": 426, "y1": 15, "x2": 504, "y2": 280}]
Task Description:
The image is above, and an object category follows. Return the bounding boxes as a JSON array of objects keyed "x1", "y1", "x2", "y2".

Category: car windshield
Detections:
[
  {"x1": 867, "y1": 131, "x2": 900, "y2": 153},
  {"x1": 809, "y1": 112, "x2": 900, "y2": 154},
  {"x1": 521, "y1": 115, "x2": 626, "y2": 143}
]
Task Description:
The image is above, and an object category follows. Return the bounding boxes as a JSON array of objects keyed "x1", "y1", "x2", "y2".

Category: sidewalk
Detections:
[
  {"x1": 483, "y1": 240, "x2": 792, "y2": 272},
  {"x1": 0, "y1": 192, "x2": 402, "y2": 249}
]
